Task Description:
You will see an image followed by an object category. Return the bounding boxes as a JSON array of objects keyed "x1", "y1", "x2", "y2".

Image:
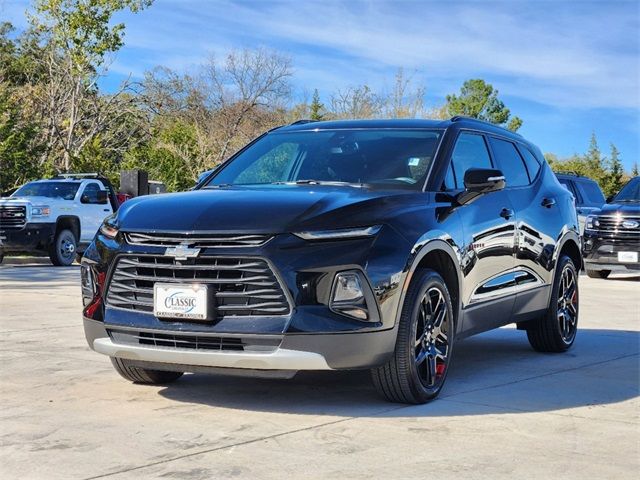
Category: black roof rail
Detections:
[
  {"x1": 289, "y1": 119, "x2": 318, "y2": 126},
  {"x1": 555, "y1": 171, "x2": 582, "y2": 177},
  {"x1": 450, "y1": 116, "x2": 521, "y2": 136}
]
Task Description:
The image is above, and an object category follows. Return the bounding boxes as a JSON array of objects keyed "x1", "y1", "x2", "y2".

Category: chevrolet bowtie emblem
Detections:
[{"x1": 165, "y1": 244, "x2": 200, "y2": 261}]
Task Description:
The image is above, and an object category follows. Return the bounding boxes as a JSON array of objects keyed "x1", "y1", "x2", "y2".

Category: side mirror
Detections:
[
  {"x1": 457, "y1": 168, "x2": 506, "y2": 205},
  {"x1": 606, "y1": 195, "x2": 614, "y2": 203}
]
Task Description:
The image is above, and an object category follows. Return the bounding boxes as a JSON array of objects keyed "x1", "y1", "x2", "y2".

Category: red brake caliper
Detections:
[{"x1": 436, "y1": 363, "x2": 446, "y2": 376}]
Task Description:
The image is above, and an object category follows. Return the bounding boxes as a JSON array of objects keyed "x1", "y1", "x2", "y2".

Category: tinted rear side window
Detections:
[
  {"x1": 449, "y1": 133, "x2": 492, "y2": 188},
  {"x1": 518, "y1": 146, "x2": 541, "y2": 181},
  {"x1": 489, "y1": 137, "x2": 529, "y2": 187},
  {"x1": 578, "y1": 180, "x2": 605, "y2": 205}
]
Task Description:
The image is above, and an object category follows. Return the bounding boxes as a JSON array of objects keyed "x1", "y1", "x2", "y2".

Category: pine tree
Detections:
[
  {"x1": 583, "y1": 132, "x2": 607, "y2": 186},
  {"x1": 632, "y1": 162, "x2": 639, "y2": 177},
  {"x1": 603, "y1": 143, "x2": 624, "y2": 197},
  {"x1": 310, "y1": 89, "x2": 325, "y2": 121}
]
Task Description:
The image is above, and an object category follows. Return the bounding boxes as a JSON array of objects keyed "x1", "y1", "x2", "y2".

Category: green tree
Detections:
[
  {"x1": 583, "y1": 132, "x2": 607, "y2": 185},
  {"x1": 602, "y1": 143, "x2": 624, "y2": 197},
  {"x1": 28, "y1": 0, "x2": 153, "y2": 171},
  {"x1": 632, "y1": 162, "x2": 639, "y2": 177},
  {"x1": 444, "y1": 79, "x2": 523, "y2": 131},
  {"x1": 309, "y1": 89, "x2": 325, "y2": 121}
]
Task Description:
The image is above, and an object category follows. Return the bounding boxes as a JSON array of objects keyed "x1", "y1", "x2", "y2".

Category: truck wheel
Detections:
[
  {"x1": 49, "y1": 229, "x2": 76, "y2": 266},
  {"x1": 586, "y1": 269, "x2": 610, "y2": 279},
  {"x1": 110, "y1": 358, "x2": 183, "y2": 384},
  {"x1": 526, "y1": 255, "x2": 579, "y2": 352},
  {"x1": 371, "y1": 269, "x2": 454, "y2": 404}
]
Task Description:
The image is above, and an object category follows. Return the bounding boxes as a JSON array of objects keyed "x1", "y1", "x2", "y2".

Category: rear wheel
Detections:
[
  {"x1": 526, "y1": 255, "x2": 579, "y2": 352},
  {"x1": 371, "y1": 269, "x2": 454, "y2": 404},
  {"x1": 586, "y1": 269, "x2": 610, "y2": 279},
  {"x1": 49, "y1": 229, "x2": 76, "y2": 266},
  {"x1": 110, "y1": 358, "x2": 183, "y2": 384}
]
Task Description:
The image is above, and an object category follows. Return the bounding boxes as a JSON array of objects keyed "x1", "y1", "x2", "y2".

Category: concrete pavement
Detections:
[{"x1": 0, "y1": 264, "x2": 638, "y2": 479}]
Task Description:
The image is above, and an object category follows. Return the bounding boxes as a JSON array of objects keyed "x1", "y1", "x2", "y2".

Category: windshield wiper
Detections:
[{"x1": 272, "y1": 180, "x2": 365, "y2": 187}]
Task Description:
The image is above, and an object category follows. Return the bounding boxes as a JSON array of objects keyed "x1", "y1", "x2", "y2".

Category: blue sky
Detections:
[{"x1": 2, "y1": 0, "x2": 639, "y2": 170}]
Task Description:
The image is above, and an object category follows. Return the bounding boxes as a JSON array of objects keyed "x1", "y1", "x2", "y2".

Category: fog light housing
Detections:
[
  {"x1": 330, "y1": 271, "x2": 370, "y2": 320},
  {"x1": 80, "y1": 264, "x2": 95, "y2": 306}
]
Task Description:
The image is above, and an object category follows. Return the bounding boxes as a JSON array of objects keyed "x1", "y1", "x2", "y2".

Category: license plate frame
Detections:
[
  {"x1": 153, "y1": 283, "x2": 212, "y2": 321},
  {"x1": 617, "y1": 251, "x2": 638, "y2": 263}
]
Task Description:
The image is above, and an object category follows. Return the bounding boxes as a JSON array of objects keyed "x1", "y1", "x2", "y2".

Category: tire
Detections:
[
  {"x1": 49, "y1": 229, "x2": 76, "y2": 266},
  {"x1": 110, "y1": 357, "x2": 183, "y2": 384},
  {"x1": 526, "y1": 255, "x2": 579, "y2": 352},
  {"x1": 371, "y1": 269, "x2": 455, "y2": 404},
  {"x1": 586, "y1": 269, "x2": 610, "y2": 279},
  {"x1": 0, "y1": 253, "x2": 4, "y2": 264}
]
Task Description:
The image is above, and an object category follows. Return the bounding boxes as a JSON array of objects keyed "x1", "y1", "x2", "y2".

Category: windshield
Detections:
[
  {"x1": 613, "y1": 177, "x2": 640, "y2": 202},
  {"x1": 205, "y1": 129, "x2": 443, "y2": 189},
  {"x1": 13, "y1": 182, "x2": 80, "y2": 200}
]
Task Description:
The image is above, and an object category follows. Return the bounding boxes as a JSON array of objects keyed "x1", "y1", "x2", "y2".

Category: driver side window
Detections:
[
  {"x1": 81, "y1": 183, "x2": 101, "y2": 203},
  {"x1": 447, "y1": 133, "x2": 493, "y2": 189}
]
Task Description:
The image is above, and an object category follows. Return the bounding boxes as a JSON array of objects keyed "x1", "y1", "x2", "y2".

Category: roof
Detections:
[{"x1": 277, "y1": 117, "x2": 525, "y2": 143}]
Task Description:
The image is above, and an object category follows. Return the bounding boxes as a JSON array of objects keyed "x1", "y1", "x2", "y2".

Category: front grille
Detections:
[
  {"x1": 124, "y1": 232, "x2": 272, "y2": 248},
  {"x1": 106, "y1": 255, "x2": 291, "y2": 317},
  {"x1": 594, "y1": 216, "x2": 640, "y2": 236},
  {"x1": 0, "y1": 206, "x2": 27, "y2": 229}
]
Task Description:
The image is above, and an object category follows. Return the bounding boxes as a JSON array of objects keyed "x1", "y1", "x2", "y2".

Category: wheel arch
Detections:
[
  {"x1": 55, "y1": 216, "x2": 81, "y2": 243},
  {"x1": 555, "y1": 231, "x2": 582, "y2": 273},
  {"x1": 397, "y1": 239, "x2": 463, "y2": 333}
]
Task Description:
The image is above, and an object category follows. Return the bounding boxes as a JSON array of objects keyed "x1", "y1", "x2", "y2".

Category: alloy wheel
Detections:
[
  {"x1": 557, "y1": 265, "x2": 578, "y2": 343},
  {"x1": 414, "y1": 286, "x2": 451, "y2": 388}
]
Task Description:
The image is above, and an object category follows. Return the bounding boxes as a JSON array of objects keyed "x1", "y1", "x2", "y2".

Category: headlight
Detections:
[
  {"x1": 294, "y1": 225, "x2": 381, "y2": 241},
  {"x1": 585, "y1": 215, "x2": 599, "y2": 230},
  {"x1": 330, "y1": 271, "x2": 371, "y2": 320},
  {"x1": 31, "y1": 205, "x2": 51, "y2": 217},
  {"x1": 99, "y1": 214, "x2": 119, "y2": 239}
]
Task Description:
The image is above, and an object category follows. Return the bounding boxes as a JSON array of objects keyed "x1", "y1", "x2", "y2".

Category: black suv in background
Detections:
[
  {"x1": 583, "y1": 177, "x2": 640, "y2": 278},
  {"x1": 81, "y1": 117, "x2": 581, "y2": 404},
  {"x1": 556, "y1": 173, "x2": 606, "y2": 234}
]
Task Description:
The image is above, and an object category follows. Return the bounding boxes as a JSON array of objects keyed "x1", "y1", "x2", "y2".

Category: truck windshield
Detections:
[
  {"x1": 204, "y1": 129, "x2": 443, "y2": 189},
  {"x1": 613, "y1": 177, "x2": 640, "y2": 202},
  {"x1": 13, "y1": 182, "x2": 80, "y2": 200}
]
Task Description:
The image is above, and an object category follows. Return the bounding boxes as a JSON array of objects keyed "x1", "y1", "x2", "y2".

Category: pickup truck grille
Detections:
[
  {"x1": 0, "y1": 206, "x2": 27, "y2": 229},
  {"x1": 105, "y1": 255, "x2": 291, "y2": 317},
  {"x1": 594, "y1": 216, "x2": 640, "y2": 236},
  {"x1": 124, "y1": 232, "x2": 272, "y2": 248}
]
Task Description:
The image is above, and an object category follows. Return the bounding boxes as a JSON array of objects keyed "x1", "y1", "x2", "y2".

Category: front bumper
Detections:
[
  {"x1": 0, "y1": 223, "x2": 55, "y2": 254},
  {"x1": 84, "y1": 317, "x2": 397, "y2": 370},
  {"x1": 583, "y1": 230, "x2": 640, "y2": 272}
]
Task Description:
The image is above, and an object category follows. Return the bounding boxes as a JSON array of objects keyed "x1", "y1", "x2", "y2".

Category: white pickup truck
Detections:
[{"x1": 0, "y1": 174, "x2": 119, "y2": 266}]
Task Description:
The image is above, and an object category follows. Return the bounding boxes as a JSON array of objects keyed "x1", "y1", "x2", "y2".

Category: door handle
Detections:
[
  {"x1": 542, "y1": 197, "x2": 556, "y2": 208},
  {"x1": 500, "y1": 208, "x2": 514, "y2": 220}
]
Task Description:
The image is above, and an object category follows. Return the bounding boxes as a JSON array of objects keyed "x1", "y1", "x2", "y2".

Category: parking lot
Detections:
[{"x1": 0, "y1": 261, "x2": 638, "y2": 480}]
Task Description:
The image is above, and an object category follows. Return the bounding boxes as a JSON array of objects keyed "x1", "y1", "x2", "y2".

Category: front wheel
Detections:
[
  {"x1": 111, "y1": 358, "x2": 184, "y2": 384},
  {"x1": 49, "y1": 229, "x2": 76, "y2": 266},
  {"x1": 526, "y1": 255, "x2": 579, "y2": 352},
  {"x1": 371, "y1": 269, "x2": 455, "y2": 404}
]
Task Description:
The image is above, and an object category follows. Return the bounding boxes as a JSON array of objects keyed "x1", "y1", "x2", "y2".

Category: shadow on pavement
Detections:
[{"x1": 158, "y1": 327, "x2": 639, "y2": 417}]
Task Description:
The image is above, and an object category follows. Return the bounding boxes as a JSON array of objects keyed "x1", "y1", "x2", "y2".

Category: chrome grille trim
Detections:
[
  {"x1": 0, "y1": 205, "x2": 27, "y2": 229},
  {"x1": 593, "y1": 215, "x2": 640, "y2": 235},
  {"x1": 105, "y1": 255, "x2": 291, "y2": 317},
  {"x1": 124, "y1": 232, "x2": 273, "y2": 248}
]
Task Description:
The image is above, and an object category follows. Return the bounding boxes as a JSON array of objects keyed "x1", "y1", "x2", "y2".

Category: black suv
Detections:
[
  {"x1": 583, "y1": 177, "x2": 640, "y2": 278},
  {"x1": 556, "y1": 173, "x2": 606, "y2": 234},
  {"x1": 81, "y1": 117, "x2": 581, "y2": 404}
]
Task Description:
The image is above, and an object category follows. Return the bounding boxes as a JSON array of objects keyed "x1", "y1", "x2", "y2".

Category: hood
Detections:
[
  {"x1": 0, "y1": 196, "x2": 52, "y2": 205},
  {"x1": 116, "y1": 185, "x2": 418, "y2": 234},
  {"x1": 595, "y1": 202, "x2": 640, "y2": 216}
]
